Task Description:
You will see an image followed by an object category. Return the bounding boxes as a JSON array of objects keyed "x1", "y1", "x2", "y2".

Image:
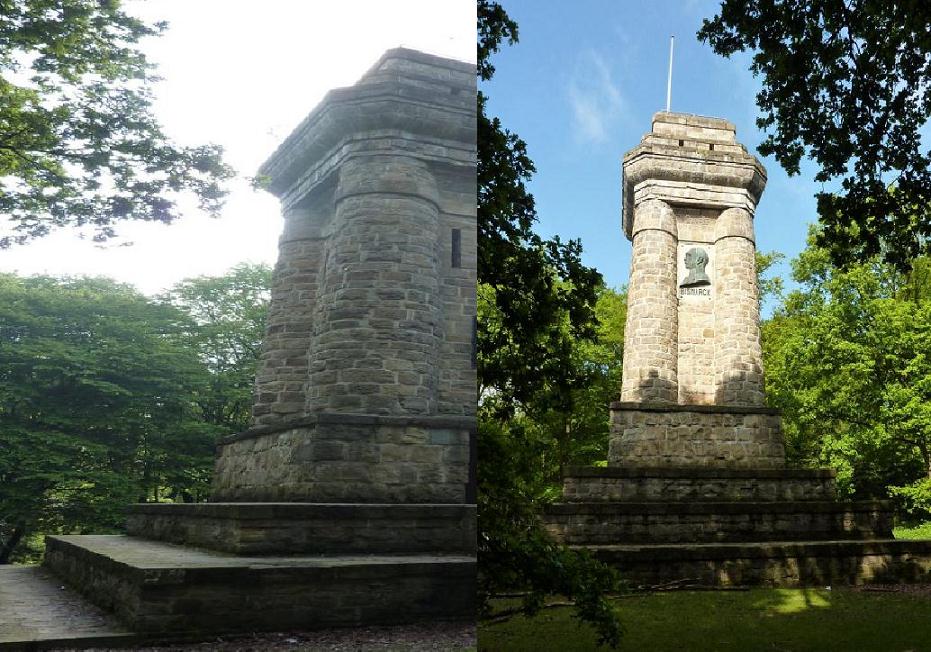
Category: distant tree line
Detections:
[{"x1": 0, "y1": 263, "x2": 270, "y2": 564}]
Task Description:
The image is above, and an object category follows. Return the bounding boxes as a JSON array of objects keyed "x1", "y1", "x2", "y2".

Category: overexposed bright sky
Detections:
[{"x1": 0, "y1": 0, "x2": 475, "y2": 295}]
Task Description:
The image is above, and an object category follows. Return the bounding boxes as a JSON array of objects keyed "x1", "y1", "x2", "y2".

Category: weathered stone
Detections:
[
  {"x1": 543, "y1": 110, "x2": 931, "y2": 588},
  {"x1": 620, "y1": 112, "x2": 765, "y2": 410},
  {"x1": 42, "y1": 48, "x2": 478, "y2": 638},
  {"x1": 608, "y1": 403, "x2": 784, "y2": 468},
  {"x1": 44, "y1": 536, "x2": 475, "y2": 635}
]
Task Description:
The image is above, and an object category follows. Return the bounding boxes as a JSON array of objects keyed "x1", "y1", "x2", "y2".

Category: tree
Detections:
[
  {"x1": 478, "y1": 2, "x2": 622, "y2": 646},
  {"x1": 699, "y1": 1, "x2": 931, "y2": 272},
  {"x1": 0, "y1": 274, "x2": 220, "y2": 563},
  {"x1": 0, "y1": 0, "x2": 233, "y2": 247},
  {"x1": 166, "y1": 263, "x2": 271, "y2": 433},
  {"x1": 762, "y1": 231, "x2": 931, "y2": 519}
]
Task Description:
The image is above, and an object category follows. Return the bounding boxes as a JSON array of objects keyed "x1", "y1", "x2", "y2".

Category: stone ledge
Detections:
[
  {"x1": 543, "y1": 500, "x2": 893, "y2": 545},
  {"x1": 125, "y1": 502, "x2": 476, "y2": 555},
  {"x1": 563, "y1": 466, "x2": 834, "y2": 479},
  {"x1": 44, "y1": 535, "x2": 475, "y2": 634},
  {"x1": 609, "y1": 402, "x2": 781, "y2": 416},
  {"x1": 220, "y1": 412, "x2": 476, "y2": 446},
  {"x1": 583, "y1": 538, "x2": 931, "y2": 561},
  {"x1": 577, "y1": 538, "x2": 931, "y2": 587},
  {"x1": 260, "y1": 48, "x2": 475, "y2": 198},
  {"x1": 544, "y1": 500, "x2": 889, "y2": 516}
]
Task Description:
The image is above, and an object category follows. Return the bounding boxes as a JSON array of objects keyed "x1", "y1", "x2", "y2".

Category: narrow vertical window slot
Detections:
[{"x1": 451, "y1": 228, "x2": 462, "y2": 268}]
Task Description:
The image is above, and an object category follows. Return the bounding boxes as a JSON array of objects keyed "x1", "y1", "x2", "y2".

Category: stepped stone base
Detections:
[
  {"x1": 562, "y1": 466, "x2": 837, "y2": 502},
  {"x1": 44, "y1": 535, "x2": 475, "y2": 635},
  {"x1": 584, "y1": 539, "x2": 931, "y2": 587},
  {"x1": 126, "y1": 503, "x2": 475, "y2": 555},
  {"x1": 609, "y1": 403, "x2": 784, "y2": 468},
  {"x1": 543, "y1": 500, "x2": 893, "y2": 545}
]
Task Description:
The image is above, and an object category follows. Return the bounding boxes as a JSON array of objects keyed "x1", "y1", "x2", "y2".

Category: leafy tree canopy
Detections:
[
  {"x1": 0, "y1": 0, "x2": 234, "y2": 247},
  {"x1": 699, "y1": 1, "x2": 931, "y2": 271},
  {"x1": 762, "y1": 230, "x2": 931, "y2": 518},
  {"x1": 478, "y1": 1, "x2": 622, "y2": 646},
  {"x1": 0, "y1": 274, "x2": 219, "y2": 563},
  {"x1": 166, "y1": 263, "x2": 271, "y2": 432}
]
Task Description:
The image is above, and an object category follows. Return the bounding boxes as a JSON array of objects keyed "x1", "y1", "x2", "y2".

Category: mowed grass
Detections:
[
  {"x1": 479, "y1": 588, "x2": 931, "y2": 651},
  {"x1": 895, "y1": 521, "x2": 931, "y2": 540}
]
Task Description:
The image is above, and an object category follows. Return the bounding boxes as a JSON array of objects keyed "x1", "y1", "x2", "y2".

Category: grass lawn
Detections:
[
  {"x1": 895, "y1": 522, "x2": 931, "y2": 540},
  {"x1": 479, "y1": 588, "x2": 931, "y2": 651}
]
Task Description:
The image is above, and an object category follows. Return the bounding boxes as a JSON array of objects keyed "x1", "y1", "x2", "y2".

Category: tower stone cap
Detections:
[
  {"x1": 258, "y1": 48, "x2": 475, "y2": 201},
  {"x1": 621, "y1": 111, "x2": 767, "y2": 239}
]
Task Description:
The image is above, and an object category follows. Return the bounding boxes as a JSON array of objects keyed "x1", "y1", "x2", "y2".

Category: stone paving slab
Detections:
[
  {"x1": 48, "y1": 535, "x2": 474, "y2": 569},
  {"x1": 0, "y1": 565, "x2": 135, "y2": 651}
]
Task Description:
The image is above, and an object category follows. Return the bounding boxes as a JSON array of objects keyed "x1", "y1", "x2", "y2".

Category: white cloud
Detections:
[{"x1": 567, "y1": 50, "x2": 625, "y2": 143}]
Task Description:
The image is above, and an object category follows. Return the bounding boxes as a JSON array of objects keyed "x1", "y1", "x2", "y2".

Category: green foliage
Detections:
[
  {"x1": 477, "y1": 420, "x2": 622, "y2": 648},
  {"x1": 888, "y1": 478, "x2": 931, "y2": 523},
  {"x1": 478, "y1": 1, "x2": 621, "y2": 646},
  {"x1": 0, "y1": 265, "x2": 272, "y2": 563},
  {"x1": 0, "y1": 0, "x2": 234, "y2": 246},
  {"x1": 165, "y1": 263, "x2": 271, "y2": 432},
  {"x1": 756, "y1": 249, "x2": 784, "y2": 308},
  {"x1": 0, "y1": 274, "x2": 221, "y2": 563},
  {"x1": 700, "y1": 2, "x2": 931, "y2": 272},
  {"x1": 762, "y1": 230, "x2": 931, "y2": 508}
]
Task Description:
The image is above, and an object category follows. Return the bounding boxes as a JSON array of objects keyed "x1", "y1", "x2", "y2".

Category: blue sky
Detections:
[{"x1": 483, "y1": 0, "x2": 827, "y2": 314}]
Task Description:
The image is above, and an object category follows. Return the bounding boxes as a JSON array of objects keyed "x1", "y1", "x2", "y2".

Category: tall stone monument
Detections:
[
  {"x1": 42, "y1": 48, "x2": 477, "y2": 635},
  {"x1": 612, "y1": 112, "x2": 783, "y2": 468},
  {"x1": 544, "y1": 112, "x2": 931, "y2": 587}
]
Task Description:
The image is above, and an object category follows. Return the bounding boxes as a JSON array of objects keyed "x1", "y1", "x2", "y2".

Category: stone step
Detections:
[
  {"x1": 562, "y1": 466, "x2": 837, "y2": 502},
  {"x1": 126, "y1": 502, "x2": 475, "y2": 555},
  {"x1": 0, "y1": 565, "x2": 136, "y2": 651},
  {"x1": 43, "y1": 535, "x2": 475, "y2": 636},
  {"x1": 579, "y1": 538, "x2": 931, "y2": 587},
  {"x1": 543, "y1": 500, "x2": 892, "y2": 545}
]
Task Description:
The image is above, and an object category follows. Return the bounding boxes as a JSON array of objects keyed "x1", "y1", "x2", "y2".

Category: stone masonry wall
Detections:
[
  {"x1": 212, "y1": 415, "x2": 471, "y2": 503},
  {"x1": 589, "y1": 540, "x2": 931, "y2": 588},
  {"x1": 250, "y1": 48, "x2": 476, "y2": 428},
  {"x1": 714, "y1": 207, "x2": 765, "y2": 405},
  {"x1": 620, "y1": 112, "x2": 767, "y2": 412},
  {"x1": 436, "y1": 165, "x2": 476, "y2": 416},
  {"x1": 543, "y1": 500, "x2": 893, "y2": 545},
  {"x1": 608, "y1": 403, "x2": 785, "y2": 467},
  {"x1": 562, "y1": 468, "x2": 837, "y2": 503},
  {"x1": 620, "y1": 198, "x2": 678, "y2": 403},
  {"x1": 676, "y1": 208, "x2": 717, "y2": 404},
  {"x1": 307, "y1": 155, "x2": 441, "y2": 415}
]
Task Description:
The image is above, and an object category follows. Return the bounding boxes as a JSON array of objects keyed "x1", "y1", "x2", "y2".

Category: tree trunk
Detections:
[{"x1": 0, "y1": 524, "x2": 26, "y2": 564}]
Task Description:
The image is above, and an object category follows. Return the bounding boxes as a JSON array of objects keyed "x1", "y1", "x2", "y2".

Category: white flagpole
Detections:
[{"x1": 666, "y1": 36, "x2": 674, "y2": 112}]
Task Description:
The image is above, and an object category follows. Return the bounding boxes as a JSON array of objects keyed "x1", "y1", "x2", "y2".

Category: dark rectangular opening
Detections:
[{"x1": 451, "y1": 228, "x2": 462, "y2": 268}]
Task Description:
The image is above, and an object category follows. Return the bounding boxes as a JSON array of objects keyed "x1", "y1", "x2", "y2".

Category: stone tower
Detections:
[
  {"x1": 542, "y1": 111, "x2": 931, "y2": 588},
  {"x1": 43, "y1": 49, "x2": 477, "y2": 636},
  {"x1": 610, "y1": 112, "x2": 783, "y2": 468},
  {"x1": 211, "y1": 48, "x2": 477, "y2": 504},
  {"x1": 620, "y1": 112, "x2": 766, "y2": 407}
]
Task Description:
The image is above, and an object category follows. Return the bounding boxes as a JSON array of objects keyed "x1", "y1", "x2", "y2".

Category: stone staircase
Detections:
[
  {"x1": 42, "y1": 503, "x2": 475, "y2": 636},
  {"x1": 544, "y1": 466, "x2": 931, "y2": 586}
]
